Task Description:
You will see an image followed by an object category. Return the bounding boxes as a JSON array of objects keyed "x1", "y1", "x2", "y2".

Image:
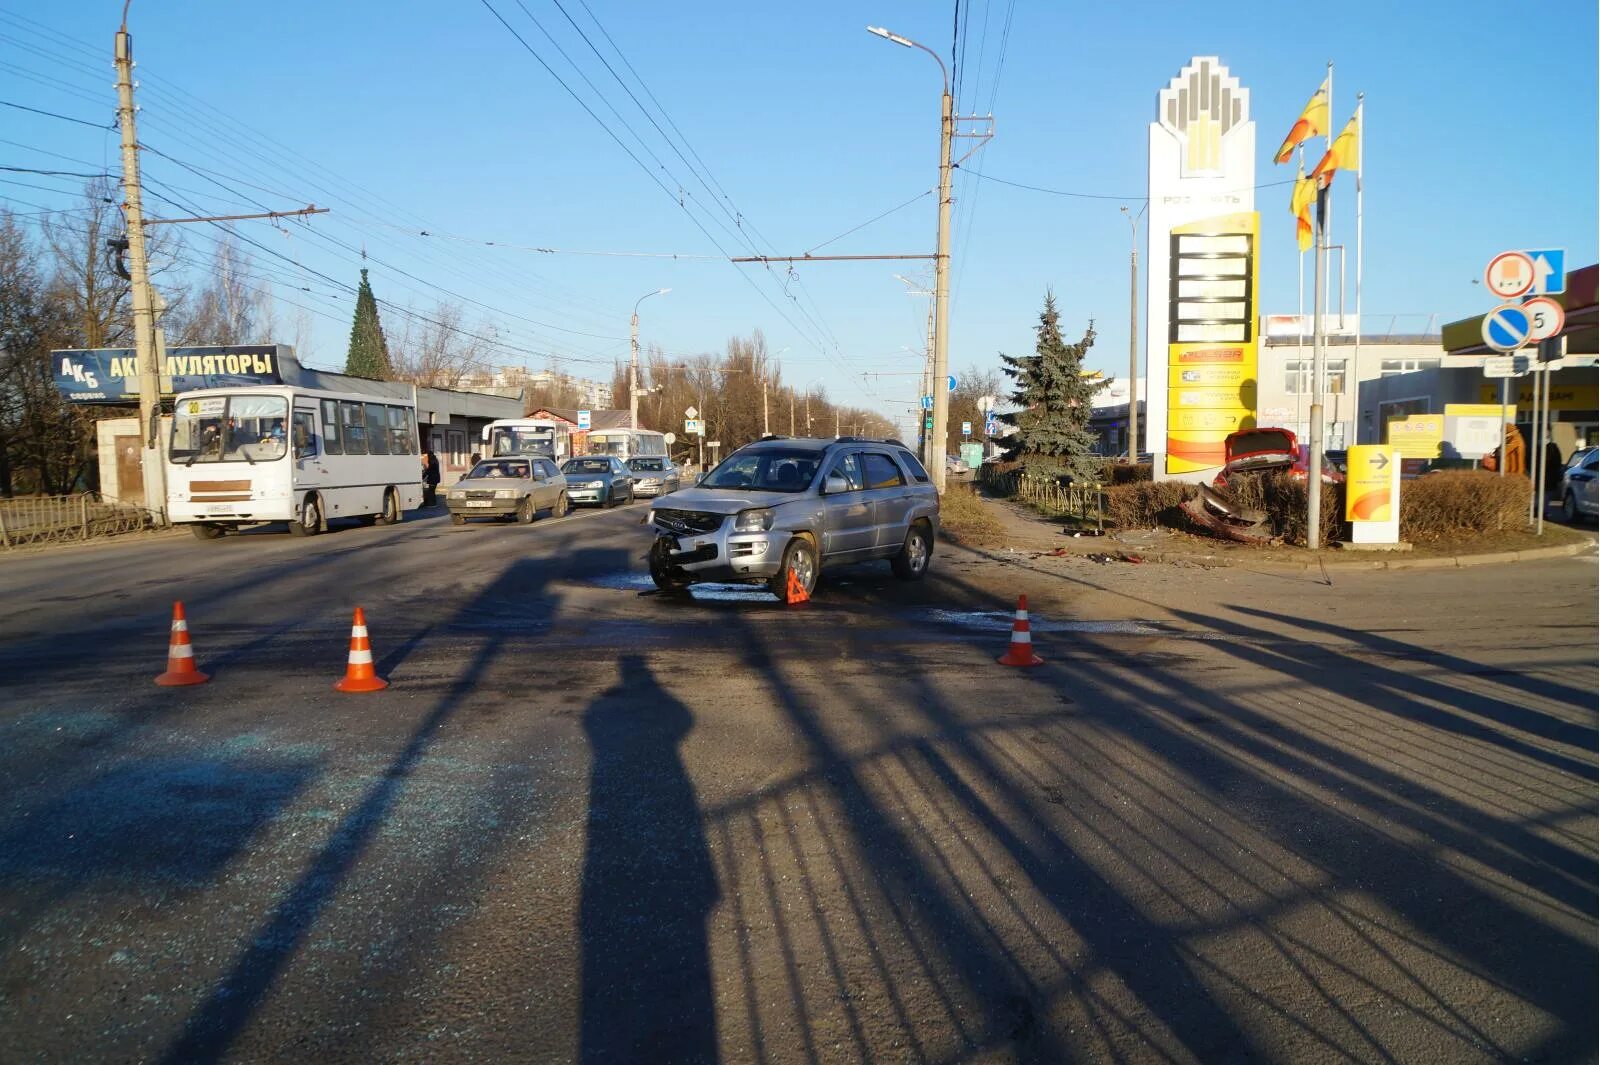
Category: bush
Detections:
[
  {"x1": 1100, "y1": 460, "x2": 1153, "y2": 485},
  {"x1": 1400, "y1": 470, "x2": 1530, "y2": 541},
  {"x1": 1103, "y1": 481, "x2": 1196, "y2": 529},
  {"x1": 1225, "y1": 472, "x2": 1343, "y2": 547},
  {"x1": 939, "y1": 484, "x2": 1004, "y2": 545}
]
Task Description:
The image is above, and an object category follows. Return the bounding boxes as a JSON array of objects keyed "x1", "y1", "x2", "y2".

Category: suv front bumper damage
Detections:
[{"x1": 652, "y1": 512, "x2": 781, "y2": 580}]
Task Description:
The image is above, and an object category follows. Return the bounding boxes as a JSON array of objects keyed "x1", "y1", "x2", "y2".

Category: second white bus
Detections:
[{"x1": 585, "y1": 427, "x2": 667, "y2": 461}]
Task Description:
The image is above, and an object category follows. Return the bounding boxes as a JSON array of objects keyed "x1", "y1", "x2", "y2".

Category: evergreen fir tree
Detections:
[
  {"x1": 344, "y1": 268, "x2": 393, "y2": 379},
  {"x1": 997, "y1": 291, "x2": 1105, "y2": 479}
]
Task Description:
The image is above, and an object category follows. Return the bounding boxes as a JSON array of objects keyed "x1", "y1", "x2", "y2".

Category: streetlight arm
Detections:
[{"x1": 866, "y1": 25, "x2": 948, "y2": 96}]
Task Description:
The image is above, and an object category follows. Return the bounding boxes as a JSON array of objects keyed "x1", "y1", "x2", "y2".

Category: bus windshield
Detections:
[
  {"x1": 171, "y1": 394, "x2": 289, "y2": 464},
  {"x1": 490, "y1": 426, "x2": 556, "y2": 457}
]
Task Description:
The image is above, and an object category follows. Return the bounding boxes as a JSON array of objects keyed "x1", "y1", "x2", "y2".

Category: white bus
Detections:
[
  {"x1": 167, "y1": 384, "x2": 423, "y2": 539},
  {"x1": 482, "y1": 418, "x2": 573, "y2": 462},
  {"x1": 585, "y1": 427, "x2": 667, "y2": 461}
]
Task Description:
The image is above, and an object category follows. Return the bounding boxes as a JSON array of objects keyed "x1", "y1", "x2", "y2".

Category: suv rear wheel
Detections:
[
  {"x1": 767, "y1": 537, "x2": 818, "y2": 600},
  {"x1": 891, "y1": 523, "x2": 932, "y2": 580}
]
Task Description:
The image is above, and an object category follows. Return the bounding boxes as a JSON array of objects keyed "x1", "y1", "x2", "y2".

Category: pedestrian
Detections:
[{"x1": 422, "y1": 446, "x2": 442, "y2": 507}]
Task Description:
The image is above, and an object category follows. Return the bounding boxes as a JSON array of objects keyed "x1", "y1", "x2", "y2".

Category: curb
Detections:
[{"x1": 1237, "y1": 539, "x2": 1594, "y2": 573}]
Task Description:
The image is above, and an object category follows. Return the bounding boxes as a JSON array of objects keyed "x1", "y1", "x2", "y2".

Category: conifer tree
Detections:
[
  {"x1": 344, "y1": 268, "x2": 393, "y2": 379},
  {"x1": 997, "y1": 291, "x2": 1105, "y2": 479}
]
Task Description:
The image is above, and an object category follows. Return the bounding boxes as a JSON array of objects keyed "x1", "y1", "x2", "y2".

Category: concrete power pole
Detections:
[
  {"x1": 114, "y1": 23, "x2": 165, "y2": 522},
  {"x1": 630, "y1": 288, "x2": 669, "y2": 431},
  {"x1": 1122, "y1": 204, "x2": 1145, "y2": 462},
  {"x1": 789, "y1": 392, "x2": 795, "y2": 435},
  {"x1": 930, "y1": 82, "x2": 954, "y2": 492}
]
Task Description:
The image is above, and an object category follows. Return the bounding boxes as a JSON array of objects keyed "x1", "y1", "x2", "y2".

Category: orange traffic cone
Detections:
[
  {"x1": 333, "y1": 607, "x2": 388, "y2": 692},
  {"x1": 154, "y1": 600, "x2": 210, "y2": 686},
  {"x1": 997, "y1": 594, "x2": 1044, "y2": 667},
  {"x1": 784, "y1": 567, "x2": 810, "y2": 606}
]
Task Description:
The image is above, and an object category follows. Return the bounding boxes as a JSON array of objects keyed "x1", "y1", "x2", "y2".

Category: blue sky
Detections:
[{"x1": 3, "y1": 0, "x2": 1595, "y2": 434}]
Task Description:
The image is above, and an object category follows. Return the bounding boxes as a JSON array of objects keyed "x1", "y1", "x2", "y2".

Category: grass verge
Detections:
[{"x1": 939, "y1": 484, "x2": 1005, "y2": 546}]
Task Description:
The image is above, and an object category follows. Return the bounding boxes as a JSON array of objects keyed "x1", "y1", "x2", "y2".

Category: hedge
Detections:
[
  {"x1": 1102, "y1": 481, "x2": 1196, "y2": 529},
  {"x1": 1400, "y1": 470, "x2": 1530, "y2": 541}
]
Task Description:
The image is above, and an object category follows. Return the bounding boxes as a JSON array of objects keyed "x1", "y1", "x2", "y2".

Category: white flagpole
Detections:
[
  {"x1": 1297, "y1": 146, "x2": 1306, "y2": 438},
  {"x1": 1354, "y1": 93, "x2": 1364, "y2": 435}
]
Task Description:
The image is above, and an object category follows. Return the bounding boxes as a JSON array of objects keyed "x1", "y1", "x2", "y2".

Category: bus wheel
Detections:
[
  {"x1": 289, "y1": 495, "x2": 322, "y2": 537},
  {"x1": 375, "y1": 488, "x2": 401, "y2": 526},
  {"x1": 191, "y1": 523, "x2": 225, "y2": 540}
]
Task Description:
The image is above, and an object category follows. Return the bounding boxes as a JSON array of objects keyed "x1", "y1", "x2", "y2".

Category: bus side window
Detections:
[
  {"x1": 293, "y1": 410, "x2": 317, "y2": 459},
  {"x1": 387, "y1": 406, "x2": 412, "y2": 455},
  {"x1": 342, "y1": 402, "x2": 368, "y2": 455},
  {"x1": 365, "y1": 403, "x2": 391, "y2": 455},
  {"x1": 321, "y1": 399, "x2": 344, "y2": 455}
]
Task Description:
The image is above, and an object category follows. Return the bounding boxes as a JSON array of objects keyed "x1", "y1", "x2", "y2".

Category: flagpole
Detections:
[
  {"x1": 1354, "y1": 92, "x2": 1364, "y2": 435},
  {"x1": 1297, "y1": 147, "x2": 1306, "y2": 438},
  {"x1": 1307, "y1": 182, "x2": 1328, "y2": 550}
]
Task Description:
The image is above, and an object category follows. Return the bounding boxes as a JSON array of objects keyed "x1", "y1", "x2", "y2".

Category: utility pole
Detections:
[
  {"x1": 835, "y1": 409, "x2": 840, "y2": 438},
  {"x1": 1121, "y1": 204, "x2": 1145, "y2": 462},
  {"x1": 931, "y1": 75, "x2": 954, "y2": 491},
  {"x1": 789, "y1": 392, "x2": 795, "y2": 436},
  {"x1": 630, "y1": 288, "x2": 669, "y2": 430},
  {"x1": 762, "y1": 373, "x2": 769, "y2": 436},
  {"x1": 1307, "y1": 183, "x2": 1328, "y2": 549},
  {"x1": 114, "y1": 20, "x2": 164, "y2": 522}
]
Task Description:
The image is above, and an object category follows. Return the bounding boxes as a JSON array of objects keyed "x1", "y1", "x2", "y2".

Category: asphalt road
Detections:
[{"x1": 1, "y1": 504, "x2": 1595, "y2": 1064}]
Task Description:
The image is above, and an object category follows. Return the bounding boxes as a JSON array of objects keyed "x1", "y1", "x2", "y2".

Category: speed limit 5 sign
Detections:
[{"x1": 1523, "y1": 296, "x2": 1565, "y2": 343}]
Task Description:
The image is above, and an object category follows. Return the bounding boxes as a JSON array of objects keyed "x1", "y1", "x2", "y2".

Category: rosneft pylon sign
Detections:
[
  {"x1": 1165, "y1": 211, "x2": 1260, "y2": 473},
  {"x1": 53, "y1": 345, "x2": 287, "y2": 403}
]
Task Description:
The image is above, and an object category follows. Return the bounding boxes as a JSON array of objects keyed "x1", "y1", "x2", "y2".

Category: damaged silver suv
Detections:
[{"x1": 646, "y1": 436, "x2": 940, "y2": 597}]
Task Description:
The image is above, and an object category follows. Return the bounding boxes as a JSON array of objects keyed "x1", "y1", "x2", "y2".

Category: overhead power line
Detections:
[{"x1": 0, "y1": 98, "x2": 114, "y2": 128}]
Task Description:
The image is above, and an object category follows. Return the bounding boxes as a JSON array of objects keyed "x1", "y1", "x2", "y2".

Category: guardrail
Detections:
[
  {"x1": 979, "y1": 466, "x2": 1107, "y2": 529},
  {"x1": 0, "y1": 493, "x2": 152, "y2": 550}
]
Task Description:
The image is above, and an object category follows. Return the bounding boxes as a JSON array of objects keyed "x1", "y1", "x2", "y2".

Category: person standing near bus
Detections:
[{"x1": 422, "y1": 446, "x2": 442, "y2": 507}]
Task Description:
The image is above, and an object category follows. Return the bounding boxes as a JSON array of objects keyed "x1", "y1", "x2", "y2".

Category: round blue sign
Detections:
[{"x1": 1482, "y1": 304, "x2": 1532, "y2": 352}]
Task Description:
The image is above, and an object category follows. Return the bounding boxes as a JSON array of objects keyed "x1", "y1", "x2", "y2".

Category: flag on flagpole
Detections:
[
  {"x1": 1291, "y1": 162, "x2": 1316, "y2": 252},
  {"x1": 1273, "y1": 78, "x2": 1330, "y2": 164},
  {"x1": 1311, "y1": 110, "x2": 1361, "y2": 183}
]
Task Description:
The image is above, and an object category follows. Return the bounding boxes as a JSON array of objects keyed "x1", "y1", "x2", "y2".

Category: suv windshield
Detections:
[
  {"x1": 171, "y1": 394, "x2": 289, "y2": 464},
  {"x1": 564, "y1": 458, "x2": 611, "y2": 474},
  {"x1": 701, "y1": 448, "x2": 821, "y2": 493},
  {"x1": 628, "y1": 458, "x2": 666, "y2": 472}
]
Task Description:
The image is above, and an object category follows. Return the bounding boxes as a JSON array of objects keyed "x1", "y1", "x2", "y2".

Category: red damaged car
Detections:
[{"x1": 1213, "y1": 427, "x2": 1344, "y2": 487}]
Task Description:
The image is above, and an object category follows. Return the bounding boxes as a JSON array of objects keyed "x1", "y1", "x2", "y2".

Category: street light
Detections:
[
  {"x1": 630, "y1": 287, "x2": 670, "y2": 429},
  {"x1": 1120, "y1": 203, "x2": 1147, "y2": 463},
  {"x1": 868, "y1": 23, "x2": 953, "y2": 492}
]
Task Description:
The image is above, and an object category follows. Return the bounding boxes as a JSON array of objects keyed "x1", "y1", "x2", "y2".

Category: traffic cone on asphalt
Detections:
[
  {"x1": 997, "y1": 594, "x2": 1045, "y2": 667},
  {"x1": 154, "y1": 600, "x2": 209, "y2": 686},
  {"x1": 333, "y1": 607, "x2": 388, "y2": 692},
  {"x1": 784, "y1": 567, "x2": 810, "y2": 606}
]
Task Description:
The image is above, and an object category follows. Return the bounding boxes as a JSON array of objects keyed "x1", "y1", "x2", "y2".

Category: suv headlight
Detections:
[{"x1": 734, "y1": 508, "x2": 775, "y2": 532}]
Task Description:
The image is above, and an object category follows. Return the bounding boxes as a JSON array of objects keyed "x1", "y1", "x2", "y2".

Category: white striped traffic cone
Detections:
[
  {"x1": 154, "y1": 600, "x2": 210, "y2": 686},
  {"x1": 997, "y1": 594, "x2": 1044, "y2": 667},
  {"x1": 333, "y1": 606, "x2": 388, "y2": 692}
]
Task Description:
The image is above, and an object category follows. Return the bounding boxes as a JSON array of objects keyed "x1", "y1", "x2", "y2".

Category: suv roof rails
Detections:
[{"x1": 834, "y1": 436, "x2": 910, "y2": 449}]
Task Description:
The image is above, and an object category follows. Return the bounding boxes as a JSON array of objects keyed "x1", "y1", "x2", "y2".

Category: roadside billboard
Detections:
[{"x1": 53, "y1": 345, "x2": 289, "y2": 403}]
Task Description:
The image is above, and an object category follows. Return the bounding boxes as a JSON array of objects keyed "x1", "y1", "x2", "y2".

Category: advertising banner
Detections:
[
  {"x1": 54, "y1": 346, "x2": 287, "y2": 403},
  {"x1": 1345, "y1": 445, "x2": 1395, "y2": 521},
  {"x1": 1386, "y1": 414, "x2": 1444, "y2": 460},
  {"x1": 1164, "y1": 212, "x2": 1259, "y2": 474}
]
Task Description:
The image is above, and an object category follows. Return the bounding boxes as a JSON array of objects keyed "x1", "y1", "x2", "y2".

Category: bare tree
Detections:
[
  {"x1": 179, "y1": 237, "x2": 262, "y2": 346},
  {"x1": 389, "y1": 301, "x2": 495, "y2": 389}
]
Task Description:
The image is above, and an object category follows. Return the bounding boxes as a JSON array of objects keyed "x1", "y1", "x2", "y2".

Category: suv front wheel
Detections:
[
  {"x1": 767, "y1": 537, "x2": 818, "y2": 600},
  {"x1": 891, "y1": 523, "x2": 932, "y2": 580}
]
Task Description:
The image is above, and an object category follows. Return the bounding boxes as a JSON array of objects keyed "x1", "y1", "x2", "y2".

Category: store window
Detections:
[{"x1": 1283, "y1": 358, "x2": 1347, "y2": 395}]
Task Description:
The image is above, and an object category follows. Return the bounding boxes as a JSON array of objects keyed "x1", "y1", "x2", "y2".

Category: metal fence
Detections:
[
  {"x1": 979, "y1": 466, "x2": 1107, "y2": 529},
  {"x1": 0, "y1": 493, "x2": 151, "y2": 549}
]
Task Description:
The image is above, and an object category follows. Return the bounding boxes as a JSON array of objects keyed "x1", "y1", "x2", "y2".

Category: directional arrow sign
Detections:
[
  {"x1": 1370, "y1": 451, "x2": 1389, "y2": 470},
  {"x1": 1481, "y1": 303, "x2": 1532, "y2": 352},
  {"x1": 947, "y1": 375, "x2": 957, "y2": 393},
  {"x1": 1526, "y1": 248, "x2": 1566, "y2": 296}
]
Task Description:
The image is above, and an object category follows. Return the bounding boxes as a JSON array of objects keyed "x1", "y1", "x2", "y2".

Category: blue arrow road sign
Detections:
[
  {"x1": 947, "y1": 375, "x2": 957, "y2": 392},
  {"x1": 1482, "y1": 304, "x2": 1532, "y2": 352},
  {"x1": 1526, "y1": 248, "x2": 1565, "y2": 296}
]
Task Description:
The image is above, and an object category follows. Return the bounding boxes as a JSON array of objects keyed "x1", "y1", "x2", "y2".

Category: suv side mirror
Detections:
[{"x1": 824, "y1": 474, "x2": 849, "y2": 495}]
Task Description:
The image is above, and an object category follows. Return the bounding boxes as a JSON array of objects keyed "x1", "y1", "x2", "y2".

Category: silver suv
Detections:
[{"x1": 646, "y1": 436, "x2": 940, "y2": 597}]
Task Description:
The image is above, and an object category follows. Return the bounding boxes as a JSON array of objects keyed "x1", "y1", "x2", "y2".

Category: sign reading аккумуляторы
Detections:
[{"x1": 53, "y1": 345, "x2": 287, "y2": 403}]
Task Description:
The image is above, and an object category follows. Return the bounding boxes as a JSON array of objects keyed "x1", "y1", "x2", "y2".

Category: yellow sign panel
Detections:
[
  {"x1": 1174, "y1": 385, "x2": 1257, "y2": 409},
  {"x1": 1386, "y1": 414, "x2": 1444, "y2": 459},
  {"x1": 1165, "y1": 214, "x2": 1259, "y2": 474},
  {"x1": 1444, "y1": 403, "x2": 1514, "y2": 420},
  {"x1": 1479, "y1": 382, "x2": 1599, "y2": 409},
  {"x1": 1345, "y1": 445, "x2": 1395, "y2": 521},
  {"x1": 1170, "y1": 364, "x2": 1247, "y2": 388}
]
